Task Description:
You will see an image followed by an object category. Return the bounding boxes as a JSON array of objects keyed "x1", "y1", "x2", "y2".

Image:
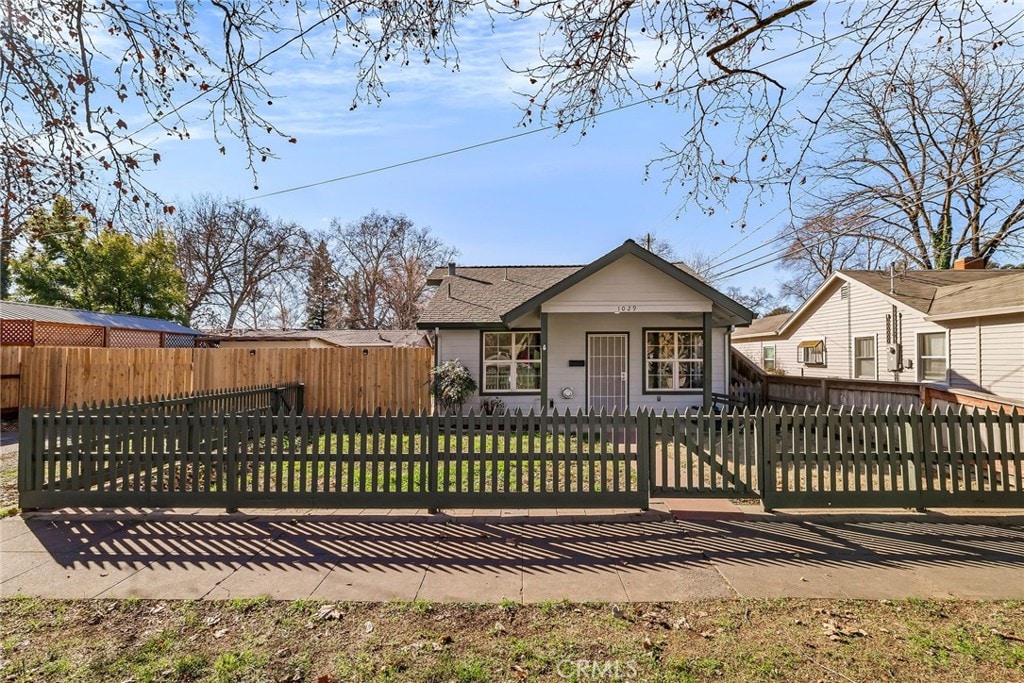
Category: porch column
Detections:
[
  {"x1": 702, "y1": 312, "x2": 712, "y2": 411},
  {"x1": 540, "y1": 312, "x2": 549, "y2": 410}
]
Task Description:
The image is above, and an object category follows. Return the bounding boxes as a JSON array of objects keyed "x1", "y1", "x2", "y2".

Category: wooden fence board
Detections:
[{"x1": 6, "y1": 346, "x2": 431, "y2": 414}]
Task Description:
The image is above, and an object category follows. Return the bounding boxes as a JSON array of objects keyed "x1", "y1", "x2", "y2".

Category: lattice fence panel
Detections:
[
  {"x1": 163, "y1": 333, "x2": 196, "y2": 348},
  {"x1": 34, "y1": 323, "x2": 104, "y2": 347},
  {"x1": 107, "y1": 328, "x2": 161, "y2": 348},
  {"x1": 0, "y1": 319, "x2": 33, "y2": 345}
]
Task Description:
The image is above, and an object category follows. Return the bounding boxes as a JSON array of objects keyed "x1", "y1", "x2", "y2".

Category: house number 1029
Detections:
[{"x1": 615, "y1": 305, "x2": 638, "y2": 313}]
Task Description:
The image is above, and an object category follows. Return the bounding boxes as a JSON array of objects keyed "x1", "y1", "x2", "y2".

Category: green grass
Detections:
[
  {"x1": 226, "y1": 596, "x2": 271, "y2": 613},
  {"x1": 2, "y1": 599, "x2": 1023, "y2": 683},
  {"x1": 212, "y1": 650, "x2": 267, "y2": 683}
]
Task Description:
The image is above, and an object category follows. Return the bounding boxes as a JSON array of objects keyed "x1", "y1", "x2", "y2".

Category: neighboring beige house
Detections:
[
  {"x1": 200, "y1": 329, "x2": 431, "y2": 349},
  {"x1": 732, "y1": 261, "x2": 1024, "y2": 401},
  {"x1": 416, "y1": 240, "x2": 753, "y2": 413}
]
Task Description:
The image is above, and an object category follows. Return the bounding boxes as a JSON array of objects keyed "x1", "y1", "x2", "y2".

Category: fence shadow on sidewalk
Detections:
[{"x1": 11, "y1": 509, "x2": 1024, "y2": 576}]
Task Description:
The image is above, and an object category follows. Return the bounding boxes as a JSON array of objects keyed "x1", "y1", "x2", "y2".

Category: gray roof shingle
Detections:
[
  {"x1": 928, "y1": 272, "x2": 1024, "y2": 316},
  {"x1": 732, "y1": 312, "x2": 791, "y2": 339},
  {"x1": 840, "y1": 269, "x2": 1023, "y2": 315},
  {"x1": 419, "y1": 266, "x2": 582, "y2": 325}
]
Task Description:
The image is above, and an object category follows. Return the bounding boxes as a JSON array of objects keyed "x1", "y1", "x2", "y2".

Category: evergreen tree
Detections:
[{"x1": 304, "y1": 239, "x2": 340, "y2": 329}]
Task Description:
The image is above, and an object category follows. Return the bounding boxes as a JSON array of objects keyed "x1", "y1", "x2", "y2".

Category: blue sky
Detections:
[{"x1": 135, "y1": 7, "x2": 844, "y2": 295}]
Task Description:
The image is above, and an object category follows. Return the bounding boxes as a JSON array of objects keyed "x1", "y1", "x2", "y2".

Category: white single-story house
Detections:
[
  {"x1": 416, "y1": 240, "x2": 753, "y2": 413},
  {"x1": 732, "y1": 260, "x2": 1024, "y2": 401},
  {"x1": 199, "y1": 329, "x2": 431, "y2": 349}
]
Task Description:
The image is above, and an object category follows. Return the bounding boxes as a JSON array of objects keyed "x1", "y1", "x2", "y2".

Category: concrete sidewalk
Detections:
[{"x1": 2, "y1": 502, "x2": 1023, "y2": 602}]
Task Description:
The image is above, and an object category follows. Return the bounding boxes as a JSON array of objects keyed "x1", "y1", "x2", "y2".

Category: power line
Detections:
[
  {"x1": 707, "y1": 8, "x2": 1024, "y2": 266},
  {"x1": 241, "y1": 22, "x2": 878, "y2": 202},
  {"x1": 242, "y1": 95, "x2": 670, "y2": 201},
  {"x1": 710, "y1": 141, "x2": 1024, "y2": 281}
]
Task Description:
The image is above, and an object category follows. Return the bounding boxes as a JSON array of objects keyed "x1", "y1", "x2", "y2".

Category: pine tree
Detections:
[{"x1": 304, "y1": 239, "x2": 340, "y2": 329}]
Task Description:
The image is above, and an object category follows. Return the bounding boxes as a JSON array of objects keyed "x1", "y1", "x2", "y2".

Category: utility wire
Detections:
[
  {"x1": 711, "y1": 142, "x2": 1024, "y2": 280},
  {"x1": 241, "y1": 22, "x2": 875, "y2": 202}
]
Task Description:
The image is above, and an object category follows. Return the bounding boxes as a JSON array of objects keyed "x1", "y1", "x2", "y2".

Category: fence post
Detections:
[
  {"x1": 295, "y1": 383, "x2": 305, "y2": 414},
  {"x1": 427, "y1": 413, "x2": 439, "y2": 513},
  {"x1": 636, "y1": 409, "x2": 651, "y2": 510},
  {"x1": 18, "y1": 407, "x2": 37, "y2": 510},
  {"x1": 759, "y1": 407, "x2": 775, "y2": 512}
]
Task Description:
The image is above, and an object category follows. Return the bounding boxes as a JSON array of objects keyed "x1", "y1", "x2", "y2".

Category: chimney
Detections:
[
  {"x1": 953, "y1": 257, "x2": 986, "y2": 270},
  {"x1": 447, "y1": 262, "x2": 456, "y2": 276}
]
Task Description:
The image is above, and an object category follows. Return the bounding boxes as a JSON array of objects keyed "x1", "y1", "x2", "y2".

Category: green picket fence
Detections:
[
  {"x1": 18, "y1": 406, "x2": 648, "y2": 510},
  {"x1": 761, "y1": 405, "x2": 1024, "y2": 509},
  {"x1": 18, "y1": 401, "x2": 1023, "y2": 511}
]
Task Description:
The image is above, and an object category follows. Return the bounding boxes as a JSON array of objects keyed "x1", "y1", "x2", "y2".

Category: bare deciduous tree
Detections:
[
  {"x1": 333, "y1": 211, "x2": 456, "y2": 329},
  {"x1": 174, "y1": 196, "x2": 308, "y2": 329},
  {"x1": 778, "y1": 210, "x2": 893, "y2": 301},
  {"x1": 635, "y1": 232, "x2": 677, "y2": 260},
  {"x1": 3, "y1": 1, "x2": 1015, "y2": 245},
  {"x1": 798, "y1": 49, "x2": 1024, "y2": 270},
  {"x1": 678, "y1": 249, "x2": 720, "y2": 284}
]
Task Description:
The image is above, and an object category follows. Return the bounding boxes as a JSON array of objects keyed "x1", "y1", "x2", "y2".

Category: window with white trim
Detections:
[
  {"x1": 482, "y1": 331, "x2": 541, "y2": 392},
  {"x1": 853, "y1": 337, "x2": 875, "y2": 378},
  {"x1": 645, "y1": 330, "x2": 704, "y2": 391},
  {"x1": 762, "y1": 345, "x2": 776, "y2": 372},
  {"x1": 917, "y1": 332, "x2": 947, "y2": 382}
]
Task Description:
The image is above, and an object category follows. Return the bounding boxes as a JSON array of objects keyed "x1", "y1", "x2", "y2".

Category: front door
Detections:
[{"x1": 587, "y1": 333, "x2": 628, "y2": 413}]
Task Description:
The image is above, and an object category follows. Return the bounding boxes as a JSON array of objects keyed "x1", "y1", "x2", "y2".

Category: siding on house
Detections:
[
  {"x1": 545, "y1": 313, "x2": 726, "y2": 413},
  {"x1": 436, "y1": 314, "x2": 727, "y2": 413},
  {"x1": 737, "y1": 279, "x2": 947, "y2": 381},
  {"x1": 734, "y1": 270, "x2": 1024, "y2": 402},
  {"x1": 936, "y1": 316, "x2": 1024, "y2": 399},
  {"x1": 947, "y1": 320, "x2": 981, "y2": 391},
  {"x1": 977, "y1": 316, "x2": 1024, "y2": 399},
  {"x1": 542, "y1": 254, "x2": 712, "y2": 312},
  {"x1": 435, "y1": 328, "x2": 540, "y2": 414}
]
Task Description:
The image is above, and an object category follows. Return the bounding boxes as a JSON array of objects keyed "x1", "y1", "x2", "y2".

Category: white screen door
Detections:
[{"x1": 587, "y1": 333, "x2": 628, "y2": 413}]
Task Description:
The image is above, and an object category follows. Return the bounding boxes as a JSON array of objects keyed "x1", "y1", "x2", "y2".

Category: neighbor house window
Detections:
[
  {"x1": 798, "y1": 340, "x2": 826, "y2": 366},
  {"x1": 854, "y1": 337, "x2": 875, "y2": 379},
  {"x1": 482, "y1": 331, "x2": 541, "y2": 392},
  {"x1": 762, "y1": 345, "x2": 776, "y2": 372},
  {"x1": 645, "y1": 330, "x2": 704, "y2": 392},
  {"x1": 918, "y1": 332, "x2": 947, "y2": 382}
]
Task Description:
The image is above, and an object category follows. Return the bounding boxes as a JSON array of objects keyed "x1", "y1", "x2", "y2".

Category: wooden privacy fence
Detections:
[
  {"x1": 18, "y1": 402, "x2": 1023, "y2": 511},
  {"x1": 729, "y1": 349, "x2": 1024, "y2": 413},
  {"x1": 4, "y1": 345, "x2": 432, "y2": 416}
]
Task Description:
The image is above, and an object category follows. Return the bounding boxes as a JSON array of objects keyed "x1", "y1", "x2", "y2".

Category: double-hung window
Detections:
[
  {"x1": 917, "y1": 332, "x2": 947, "y2": 382},
  {"x1": 645, "y1": 330, "x2": 704, "y2": 392},
  {"x1": 762, "y1": 345, "x2": 776, "y2": 372},
  {"x1": 482, "y1": 331, "x2": 541, "y2": 392},
  {"x1": 853, "y1": 337, "x2": 875, "y2": 378}
]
